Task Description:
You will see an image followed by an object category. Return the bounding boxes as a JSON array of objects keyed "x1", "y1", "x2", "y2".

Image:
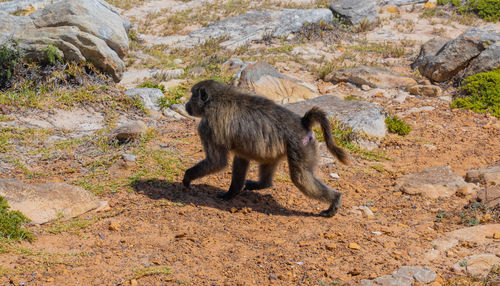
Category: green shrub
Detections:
[
  {"x1": 451, "y1": 68, "x2": 500, "y2": 118},
  {"x1": 385, "y1": 115, "x2": 411, "y2": 136},
  {"x1": 459, "y1": 0, "x2": 500, "y2": 21},
  {"x1": 42, "y1": 44, "x2": 63, "y2": 65},
  {"x1": 437, "y1": 0, "x2": 462, "y2": 6},
  {"x1": 158, "y1": 85, "x2": 186, "y2": 108},
  {"x1": 138, "y1": 82, "x2": 166, "y2": 94},
  {"x1": 0, "y1": 196, "x2": 32, "y2": 240},
  {"x1": 0, "y1": 43, "x2": 22, "y2": 89}
]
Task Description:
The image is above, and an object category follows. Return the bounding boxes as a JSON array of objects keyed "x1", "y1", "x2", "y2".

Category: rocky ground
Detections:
[{"x1": 0, "y1": 0, "x2": 499, "y2": 285}]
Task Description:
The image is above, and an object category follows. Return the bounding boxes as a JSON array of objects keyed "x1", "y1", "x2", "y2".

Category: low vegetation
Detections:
[
  {"x1": 385, "y1": 115, "x2": 412, "y2": 136},
  {"x1": 437, "y1": 0, "x2": 500, "y2": 22},
  {"x1": 0, "y1": 196, "x2": 32, "y2": 241},
  {"x1": 0, "y1": 43, "x2": 22, "y2": 90},
  {"x1": 451, "y1": 68, "x2": 500, "y2": 118}
]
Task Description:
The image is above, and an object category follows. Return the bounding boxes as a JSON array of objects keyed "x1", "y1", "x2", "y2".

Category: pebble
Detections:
[
  {"x1": 329, "y1": 173, "x2": 340, "y2": 179},
  {"x1": 361, "y1": 84, "x2": 370, "y2": 91},
  {"x1": 122, "y1": 154, "x2": 136, "y2": 162},
  {"x1": 109, "y1": 220, "x2": 121, "y2": 231},
  {"x1": 494, "y1": 233, "x2": 500, "y2": 239},
  {"x1": 130, "y1": 279, "x2": 138, "y2": 286},
  {"x1": 173, "y1": 58, "x2": 183, "y2": 64},
  {"x1": 348, "y1": 242, "x2": 361, "y2": 250}
]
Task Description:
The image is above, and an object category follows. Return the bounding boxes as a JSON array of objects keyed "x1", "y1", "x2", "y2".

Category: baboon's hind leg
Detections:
[
  {"x1": 289, "y1": 162, "x2": 342, "y2": 217},
  {"x1": 245, "y1": 161, "x2": 279, "y2": 191},
  {"x1": 217, "y1": 156, "x2": 250, "y2": 200}
]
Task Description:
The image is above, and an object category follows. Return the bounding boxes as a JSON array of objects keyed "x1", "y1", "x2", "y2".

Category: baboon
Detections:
[{"x1": 182, "y1": 80, "x2": 349, "y2": 217}]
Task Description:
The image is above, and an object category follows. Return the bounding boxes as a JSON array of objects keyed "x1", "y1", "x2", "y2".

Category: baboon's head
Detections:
[{"x1": 186, "y1": 80, "x2": 220, "y2": 117}]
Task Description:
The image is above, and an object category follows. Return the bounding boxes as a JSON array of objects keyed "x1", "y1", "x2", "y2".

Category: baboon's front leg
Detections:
[
  {"x1": 217, "y1": 156, "x2": 249, "y2": 200},
  {"x1": 182, "y1": 145, "x2": 228, "y2": 188},
  {"x1": 245, "y1": 161, "x2": 279, "y2": 190}
]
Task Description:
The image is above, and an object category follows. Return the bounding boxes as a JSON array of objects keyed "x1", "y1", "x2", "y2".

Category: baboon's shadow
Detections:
[{"x1": 132, "y1": 179, "x2": 316, "y2": 217}]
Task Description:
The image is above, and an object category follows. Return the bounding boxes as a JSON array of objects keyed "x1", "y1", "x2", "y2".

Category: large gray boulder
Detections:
[
  {"x1": 238, "y1": 62, "x2": 318, "y2": 104},
  {"x1": 0, "y1": 0, "x2": 128, "y2": 82},
  {"x1": 416, "y1": 27, "x2": 500, "y2": 82},
  {"x1": 329, "y1": 0, "x2": 378, "y2": 26},
  {"x1": 286, "y1": 95, "x2": 386, "y2": 138},
  {"x1": 177, "y1": 9, "x2": 333, "y2": 49},
  {"x1": 0, "y1": 179, "x2": 103, "y2": 224},
  {"x1": 29, "y1": 0, "x2": 129, "y2": 57},
  {"x1": 325, "y1": 66, "x2": 417, "y2": 89}
]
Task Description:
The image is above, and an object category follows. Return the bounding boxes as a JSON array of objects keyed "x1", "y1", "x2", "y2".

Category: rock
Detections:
[
  {"x1": 452, "y1": 254, "x2": 500, "y2": 277},
  {"x1": 0, "y1": 179, "x2": 102, "y2": 224},
  {"x1": 162, "y1": 108, "x2": 185, "y2": 120},
  {"x1": 125, "y1": 88, "x2": 164, "y2": 111},
  {"x1": 108, "y1": 220, "x2": 120, "y2": 231},
  {"x1": 361, "y1": 84, "x2": 371, "y2": 91},
  {"x1": 330, "y1": 173, "x2": 340, "y2": 179},
  {"x1": 431, "y1": 224, "x2": 500, "y2": 252},
  {"x1": 177, "y1": 9, "x2": 333, "y2": 49},
  {"x1": 30, "y1": 0, "x2": 128, "y2": 57},
  {"x1": 109, "y1": 121, "x2": 146, "y2": 142},
  {"x1": 286, "y1": 95, "x2": 386, "y2": 138},
  {"x1": 348, "y1": 242, "x2": 361, "y2": 250},
  {"x1": 361, "y1": 265, "x2": 437, "y2": 286},
  {"x1": 394, "y1": 166, "x2": 475, "y2": 199},
  {"x1": 380, "y1": 0, "x2": 427, "y2": 5},
  {"x1": 407, "y1": 85, "x2": 442, "y2": 97},
  {"x1": 0, "y1": 0, "x2": 128, "y2": 82},
  {"x1": 396, "y1": 266, "x2": 437, "y2": 284},
  {"x1": 329, "y1": 0, "x2": 378, "y2": 26},
  {"x1": 463, "y1": 41, "x2": 500, "y2": 78},
  {"x1": 325, "y1": 66, "x2": 417, "y2": 89},
  {"x1": 474, "y1": 186, "x2": 500, "y2": 208},
  {"x1": 416, "y1": 27, "x2": 500, "y2": 82},
  {"x1": 465, "y1": 161, "x2": 500, "y2": 185},
  {"x1": 290, "y1": 46, "x2": 323, "y2": 60},
  {"x1": 121, "y1": 154, "x2": 136, "y2": 162},
  {"x1": 130, "y1": 279, "x2": 138, "y2": 286},
  {"x1": 238, "y1": 62, "x2": 318, "y2": 104}
]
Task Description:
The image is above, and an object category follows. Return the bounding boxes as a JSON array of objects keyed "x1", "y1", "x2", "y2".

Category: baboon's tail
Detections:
[{"x1": 301, "y1": 107, "x2": 349, "y2": 164}]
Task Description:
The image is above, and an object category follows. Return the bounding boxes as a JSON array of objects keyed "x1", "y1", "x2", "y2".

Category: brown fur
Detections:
[{"x1": 182, "y1": 80, "x2": 348, "y2": 217}]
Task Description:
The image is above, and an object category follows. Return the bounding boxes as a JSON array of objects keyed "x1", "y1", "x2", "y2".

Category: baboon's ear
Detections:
[{"x1": 199, "y1": 87, "x2": 208, "y2": 102}]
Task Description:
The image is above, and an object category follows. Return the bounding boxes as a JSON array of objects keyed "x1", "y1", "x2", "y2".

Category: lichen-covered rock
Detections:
[
  {"x1": 238, "y1": 62, "x2": 318, "y2": 104},
  {"x1": 452, "y1": 254, "x2": 500, "y2": 277},
  {"x1": 394, "y1": 166, "x2": 476, "y2": 199},
  {"x1": 177, "y1": 9, "x2": 333, "y2": 49},
  {"x1": 0, "y1": 179, "x2": 102, "y2": 224},
  {"x1": 410, "y1": 37, "x2": 449, "y2": 70},
  {"x1": 329, "y1": 0, "x2": 378, "y2": 26},
  {"x1": 416, "y1": 27, "x2": 500, "y2": 82},
  {"x1": 286, "y1": 95, "x2": 386, "y2": 138},
  {"x1": 325, "y1": 66, "x2": 417, "y2": 89},
  {"x1": 0, "y1": 0, "x2": 128, "y2": 82}
]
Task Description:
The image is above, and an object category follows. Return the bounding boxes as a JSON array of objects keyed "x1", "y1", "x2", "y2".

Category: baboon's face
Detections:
[{"x1": 186, "y1": 84, "x2": 210, "y2": 117}]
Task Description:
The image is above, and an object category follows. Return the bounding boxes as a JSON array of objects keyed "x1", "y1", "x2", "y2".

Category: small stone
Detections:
[
  {"x1": 47, "y1": 278, "x2": 55, "y2": 282},
  {"x1": 361, "y1": 84, "x2": 370, "y2": 91},
  {"x1": 372, "y1": 231, "x2": 382, "y2": 235},
  {"x1": 348, "y1": 242, "x2": 361, "y2": 250},
  {"x1": 173, "y1": 58, "x2": 183, "y2": 64},
  {"x1": 348, "y1": 268, "x2": 361, "y2": 276},
  {"x1": 130, "y1": 279, "x2": 138, "y2": 286},
  {"x1": 330, "y1": 173, "x2": 340, "y2": 179},
  {"x1": 230, "y1": 207, "x2": 238, "y2": 213},
  {"x1": 240, "y1": 207, "x2": 252, "y2": 214},
  {"x1": 325, "y1": 243, "x2": 336, "y2": 251},
  {"x1": 122, "y1": 154, "x2": 136, "y2": 162},
  {"x1": 386, "y1": 6, "x2": 399, "y2": 13},
  {"x1": 109, "y1": 220, "x2": 120, "y2": 231},
  {"x1": 269, "y1": 273, "x2": 278, "y2": 280},
  {"x1": 493, "y1": 233, "x2": 500, "y2": 239}
]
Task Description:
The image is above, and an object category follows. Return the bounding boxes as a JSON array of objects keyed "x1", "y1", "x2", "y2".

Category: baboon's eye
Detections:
[{"x1": 199, "y1": 87, "x2": 208, "y2": 102}]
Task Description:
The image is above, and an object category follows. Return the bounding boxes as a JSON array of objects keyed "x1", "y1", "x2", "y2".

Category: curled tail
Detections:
[{"x1": 301, "y1": 107, "x2": 349, "y2": 165}]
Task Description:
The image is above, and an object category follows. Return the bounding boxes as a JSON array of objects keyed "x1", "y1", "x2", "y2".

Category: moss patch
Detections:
[
  {"x1": 385, "y1": 116, "x2": 412, "y2": 136},
  {"x1": 451, "y1": 68, "x2": 500, "y2": 118},
  {"x1": 0, "y1": 196, "x2": 32, "y2": 240}
]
